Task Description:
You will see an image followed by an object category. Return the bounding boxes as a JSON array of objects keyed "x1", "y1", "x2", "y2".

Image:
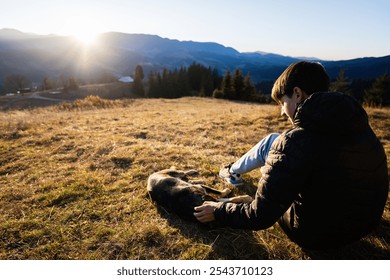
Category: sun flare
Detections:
[
  {"x1": 72, "y1": 30, "x2": 99, "y2": 46},
  {"x1": 62, "y1": 15, "x2": 103, "y2": 46}
]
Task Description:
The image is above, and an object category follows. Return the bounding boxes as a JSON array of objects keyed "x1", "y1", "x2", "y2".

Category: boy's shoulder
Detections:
[{"x1": 273, "y1": 127, "x2": 315, "y2": 152}]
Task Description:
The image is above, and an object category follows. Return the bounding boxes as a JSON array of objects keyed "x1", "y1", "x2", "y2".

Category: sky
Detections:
[{"x1": 1, "y1": 0, "x2": 389, "y2": 60}]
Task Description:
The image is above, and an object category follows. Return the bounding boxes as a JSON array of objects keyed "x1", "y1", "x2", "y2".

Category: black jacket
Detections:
[{"x1": 214, "y1": 92, "x2": 389, "y2": 249}]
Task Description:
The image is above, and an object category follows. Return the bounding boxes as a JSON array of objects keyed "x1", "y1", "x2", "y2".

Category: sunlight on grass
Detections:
[{"x1": 0, "y1": 97, "x2": 388, "y2": 260}]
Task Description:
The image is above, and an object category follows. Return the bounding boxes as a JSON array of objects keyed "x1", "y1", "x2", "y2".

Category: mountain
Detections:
[
  {"x1": 322, "y1": 56, "x2": 390, "y2": 80},
  {"x1": 0, "y1": 28, "x2": 389, "y2": 87}
]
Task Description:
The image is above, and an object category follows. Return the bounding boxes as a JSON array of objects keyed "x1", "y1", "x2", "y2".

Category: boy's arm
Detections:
[{"x1": 214, "y1": 131, "x2": 311, "y2": 230}]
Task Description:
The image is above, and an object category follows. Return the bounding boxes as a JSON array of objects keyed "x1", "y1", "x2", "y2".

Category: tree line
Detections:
[
  {"x1": 134, "y1": 63, "x2": 269, "y2": 103},
  {"x1": 330, "y1": 69, "x2": 390, "y2": 107},
  {"x1": 1, "y1": 63, "x2": 390, "y2": 107},
  {"x1": 134, "y1": 63, "x2": 390, "y2": 106}
]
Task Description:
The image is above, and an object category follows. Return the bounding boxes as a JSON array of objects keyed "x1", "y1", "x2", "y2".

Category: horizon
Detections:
[
  {"x1": 1, "y1": 27, "x2": 388, "y2": 62},
  {"x1": 1, "y1": 0, "x2": 389, "y2": 61}
]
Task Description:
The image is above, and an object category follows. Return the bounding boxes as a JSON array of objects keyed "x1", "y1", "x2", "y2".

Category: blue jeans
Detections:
[{"x1": 230, "y1": 133, "x2": 280, "y2": 174}]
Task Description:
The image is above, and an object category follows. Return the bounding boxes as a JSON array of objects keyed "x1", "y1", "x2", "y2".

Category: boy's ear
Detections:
[{"x1": 293, "y1": 87, "x2": 306, "y2": 102}]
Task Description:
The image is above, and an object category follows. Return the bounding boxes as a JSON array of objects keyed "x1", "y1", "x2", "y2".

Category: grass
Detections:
[{"x1": 0, "y1": 96, "x2": 389, "y2": 260}]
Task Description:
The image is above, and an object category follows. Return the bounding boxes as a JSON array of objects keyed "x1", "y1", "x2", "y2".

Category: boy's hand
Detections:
[{"x1": 193, "y1": 201, "x2": 221, "y2": 223}]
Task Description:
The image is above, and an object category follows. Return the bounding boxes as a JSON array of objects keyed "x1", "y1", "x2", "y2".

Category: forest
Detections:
[
  {"x1": 132, "y1": 63, "x2": 390, "y2": 107},
  {"x1": 2, "y1": 62, "x2": 390, "y2": 107}
]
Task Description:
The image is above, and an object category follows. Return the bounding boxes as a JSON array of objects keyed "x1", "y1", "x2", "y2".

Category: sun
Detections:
[
  {"x1": 61, "y1": 15, "x2": 103, "y2": 46},
  {"x1": 72, "y1": 30, "x2": 99, "y2": 46}
]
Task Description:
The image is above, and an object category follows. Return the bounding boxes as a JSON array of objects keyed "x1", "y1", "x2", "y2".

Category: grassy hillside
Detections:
[{"x1": 0, "y1": 96, "x2": 389, "y2": 259}]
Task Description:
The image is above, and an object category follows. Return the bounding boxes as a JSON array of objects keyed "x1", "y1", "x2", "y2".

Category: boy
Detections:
[{"x1": 194, "y1": 61, "x2": 388, "y2": 249}]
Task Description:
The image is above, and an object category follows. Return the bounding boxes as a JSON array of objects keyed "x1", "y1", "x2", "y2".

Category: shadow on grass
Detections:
[
  {"x1": 152, "y1": 178, "x2": 269, "y2": 260},
  {"x1": 149, "y1": 177, "x2": 389, "y2": 260},
  {"x1": 301, "y1": 219, "x2": 390, "y2": 260},
  {"x1": 158, "y1": 209, "x2": 270, "y2": 259},
  {"x1": 154, "y1": 206, "x2": 390, "y2": 260}
]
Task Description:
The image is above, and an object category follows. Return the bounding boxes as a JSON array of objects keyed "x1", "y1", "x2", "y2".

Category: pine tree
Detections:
[
  {"x1": 363, "y1": 73, "x2": 390, "y2": 107},
  {"x1": 331, "y1": 69, "x2": 351, "y2": 95},
  {"x1": 147, "y1": 72, "x2": 158, "y2": 98},
  {"x1": 200, "y1": 70, "x2": 213, "y2": 97},
  {"x1": 161, "y1": 69, "x2": 170, "y2": 98},
  {"x1": 232, "y1": 69, "x2": 245, "y2": 100},
  {"x1": 221, "y1": 70, "x2": 233, "y2": 99},
  {"x1": 243, "y1": 73, "x2": 256, "y2": 101},
  {"x1": 42, "y1": 77, "x2": 52, "y2": 91},
  {"x1": 177, "y1": 67, "x2": 190, "y2": 96},
  {"x1": 212, "y1": 68, "x2": 222, "y2": 90},
  {"x1": 132, "y1": 65, "x2": 145, "y2": 97},
  {"x1": 188, "y1": 63, "x2": 202, "y2": 92}
]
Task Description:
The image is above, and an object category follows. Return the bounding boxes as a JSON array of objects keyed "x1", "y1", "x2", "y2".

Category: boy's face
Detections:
[
  {"x1": 279, "y1": 87, "x2": 307, "y2": 124},
  {"x1": 280, "y1": 94, "x2": 300, "y2": 124}
]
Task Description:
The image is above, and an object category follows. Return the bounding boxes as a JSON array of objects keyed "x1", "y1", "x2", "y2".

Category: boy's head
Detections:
[{"x1": 271, "y1": 61, "x2": 330, "y2": 104}]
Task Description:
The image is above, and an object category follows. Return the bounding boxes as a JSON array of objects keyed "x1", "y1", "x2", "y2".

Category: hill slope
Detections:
[
  {"x1": 0, "y1": 97, "x2": 388, "y2": 259},
  {"x1": 1, "y1": 29, "x2": 389, "y2": 86}
]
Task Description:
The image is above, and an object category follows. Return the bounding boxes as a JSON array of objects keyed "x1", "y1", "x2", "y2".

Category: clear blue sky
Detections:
[{"x1": 1, "y1": 0, "x2": 389, "y2": 60}]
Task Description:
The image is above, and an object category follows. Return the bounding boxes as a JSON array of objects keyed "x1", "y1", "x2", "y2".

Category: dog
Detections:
[{"x1": 147, "y1": 167, "x2": 253, "y2": 221}]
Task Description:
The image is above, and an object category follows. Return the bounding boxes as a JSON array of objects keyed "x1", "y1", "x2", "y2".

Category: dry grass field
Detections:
[{"x1": 0, "y1": 96, "x2": 389, "y2": 259}]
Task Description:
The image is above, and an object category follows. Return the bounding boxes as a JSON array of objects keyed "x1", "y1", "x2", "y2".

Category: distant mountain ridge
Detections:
[{"x1": 0, "y1": 28, "x2": 389, "y2": 86}]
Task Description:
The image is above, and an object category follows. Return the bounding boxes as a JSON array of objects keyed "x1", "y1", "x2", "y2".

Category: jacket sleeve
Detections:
[{"x1": 214, "y1": 130, "x2": 311, "y2": 230}]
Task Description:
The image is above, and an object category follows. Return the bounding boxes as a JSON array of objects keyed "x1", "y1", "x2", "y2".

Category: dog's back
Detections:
[{"x1": 147, "y1": 168, "x2": 215, "y2": 221}]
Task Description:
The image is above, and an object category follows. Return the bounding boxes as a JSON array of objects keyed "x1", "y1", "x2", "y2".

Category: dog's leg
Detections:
[
  {"x1": 162, "y1": 169, "x2": 188, "y2": 179},
  {"x1": 201, "y1": 185, "x2": 231, "y2": 197},
  {"x1": 168, "y1": 169, "x2": 198, "y2": 179},
  {"x1": 218, "y1": 195, "x2": 253, "y2": 203},
  {"x1": 184, "y1": 170, "x2": 199, "y2": 176},
  {"x1": 188, "y1": 179, "x2": 206, "y2": 184}
]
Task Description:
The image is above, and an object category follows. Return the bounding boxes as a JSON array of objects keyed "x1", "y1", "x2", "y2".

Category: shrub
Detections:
[
  {"x1": 212, "y1": 89, "x2": 224, "y2": 99},
  {"x1": 57, "y1": 96, "x2": 133, "y2": 111}
]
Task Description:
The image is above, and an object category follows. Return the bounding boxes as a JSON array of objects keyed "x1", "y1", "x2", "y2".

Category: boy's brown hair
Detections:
[{"x1": 271, "y1": 61, "x2": 330, "y2": 103}]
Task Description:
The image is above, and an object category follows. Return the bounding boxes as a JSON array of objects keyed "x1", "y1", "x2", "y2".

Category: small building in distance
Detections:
[{"x1": 118, "y1": 76, "x2": 133, "y2": 83}]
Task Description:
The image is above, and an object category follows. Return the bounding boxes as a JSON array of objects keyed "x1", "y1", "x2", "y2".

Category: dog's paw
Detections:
[
  {"x1": 241, "y1": 195, "x2": 253, "y2": 203},
  {"x1": 220, "y1": 188, "x2": 231, "y2": 197}
]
